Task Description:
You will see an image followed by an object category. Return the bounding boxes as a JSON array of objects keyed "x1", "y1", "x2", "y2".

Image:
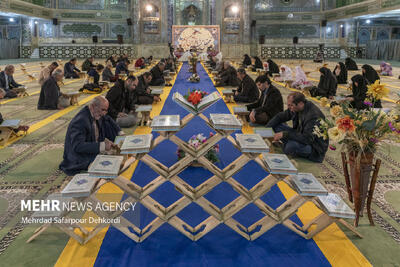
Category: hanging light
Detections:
[
  {"x1": 9, "y1": 18, "x2": 14, "y2": 22},
  {"x1": 231, "y1": 5, "x2": 239, "y2": 14},
  {"x1": 145, "y1": 4, "x2": 153, "y2": 12}
]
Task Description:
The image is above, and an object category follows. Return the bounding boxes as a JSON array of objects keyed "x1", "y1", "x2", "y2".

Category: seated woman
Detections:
[
  {"x1": 362, "y1": 64, "x2": 380, "y2": 85},
  {"x1": 292, "y1": 66, "x2": 313, "y2": 89},
  {"x1": 38, "y1": 69, "x2": 70, "y2": 110},
  {"x1": 333, "y1": 62, "x2": 348, "y2": 84},
  {"x1": 242, "y1": 54, "x2": 252, "y2": 67},
  {"x1": 102, "y1": 62, "x2": 117, "y2": 82},
  {"x1": 310, "y1": 67, "x2": 337, "y2": 99},
  {"x1": 251, "y1": 56, "x2": 263, "y2": 72},
  {"x1": 275, "y1": 65, "x2": 293, "y2": 82},
  {"x1": 342, "y1": 74, "x2": 382, "y2": 109},
  {"x1": 266, "y1": 59, "x2": 279, "y2": 76},
  {"x1": 345, "y1": 57, "x2": 358, "y2": 70},
  {"x1": 380, "y1": 62, "x2": 393, "y2": 76},
  {"x1": 313, "y1": 50, "x2": 324, "y2": 63},
  {"x1": 135, "y1": 57, "x2": 146, "y2": 69}
]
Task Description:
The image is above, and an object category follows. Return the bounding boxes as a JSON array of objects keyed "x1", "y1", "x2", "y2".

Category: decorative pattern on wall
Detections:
[
  {"x1": 21, "y1": 46, "x2": 32, "y2": 58},
  {"x1": 33, "y1": 45, "x2": 136, "y2": 58},
  {"x1": 260, "y1": 46, "x2": 341, "y2": 59},
  {"x1": 60, "y1": 22, "x2": 105, "y2": 38},
  {"x1": 254, "y1": 0, "x2": 320, "y2": 12},
  {"x1": 58, "y1": 0, "x2": 105, "y2": 10},
  {"x1": 258, "y1": 24, "x2": 319, "y2": 38},
  {"x1": 110, "y1": 23, "x2": 128, "y2": 38}
]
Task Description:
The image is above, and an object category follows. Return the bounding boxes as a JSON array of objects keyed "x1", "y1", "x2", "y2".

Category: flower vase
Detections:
[{"x1": 341, "y1": 151, "x2": 381, "y2": 226}]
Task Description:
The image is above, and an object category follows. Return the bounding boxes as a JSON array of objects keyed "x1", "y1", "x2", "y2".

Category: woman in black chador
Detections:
[
  {"x1": 347, "y1": 74, "x2": 381, "y2": 109},
  {"x1": 345, "y1": 57, "x2": 358, "y2": 70},
  {"x1": 242, "y1": 54, "x2": 252, "y2": 67},
  {"x1": 333, "y1": 62, "x2": 348, "y2": 84},
  {"x1": 310, "y1": 67, "x2": 337, "y2": 99},
  {"x1": 266, "y1": 59, "x2": 279, "y2": 76},
  {"x1": 251, "y1": 56, "x2": 263, "y2": 72},
  {"x1": 362, "y1": 64, "x2": 380, "y2": 85}
]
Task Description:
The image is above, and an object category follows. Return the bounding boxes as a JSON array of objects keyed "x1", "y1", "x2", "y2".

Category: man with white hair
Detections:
[
  {"x1": 60, "y1": 96, "x2": 122, "y2": 175},
  {"x1": 216, "y1": 61, "x2": 238, "y2": 87},
  {"x1": 37, "y1": 69, "x2": 69, "y2": 110},
  {"x1": 38, "y1": 62, "x2": 59, "y2": 86},
  {"x1": 0, "y1": 65, "x2": 22, "y2": 98}
]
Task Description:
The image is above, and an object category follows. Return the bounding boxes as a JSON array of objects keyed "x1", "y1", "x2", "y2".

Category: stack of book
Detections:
[
  {"x1": 317, "y1": 193, "x2": 356, "y2": 219},
  {"x1": 151, "y1": 115, "x2": 181, "y2": 131},
  {"x1": 173, "y1": 92, "x2": 221, "y2": 115},
  {"x1": 136, "y1": 105, "x2": 152, "y2": 112},
  {"x1": 114, "y1": 136, "x2": 126, "y2": 147},
  {"x1": 61, "y1": 174, "x2": 98, "y2": 198},
  {"x1": 254, "y1": 127, "x2": 275, "y2": 138},
  {"x1": 235, "y1": 134, "x2": 269, "y2": 153},
  {"x1": 262, "y1": 153, "x2": 298, "y2": 175},
  {"x1": 151, "y1": 89, "x2": 163, "y2": 95},
  {"x1": 120, "y1": 134, "x2": 153, "y2": 154},
  {"x1": 289, "y1": 173, "x2": 328, "y2": 196},
  {"x1": 88, "y1": 155, "x2": 124, "y2": 179},
  {"x1": 209, "y1": 113, "x2": 242, "y2": 130}
]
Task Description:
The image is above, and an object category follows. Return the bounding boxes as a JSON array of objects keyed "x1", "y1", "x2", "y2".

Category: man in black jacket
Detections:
[
  {"x1": 38, "y1": 69, "x2": 70, "y2": 110},
  {"x1": 64, "y1": 58, "x2": 81, "y2": 79},
  {"x1": 216, "y1": 61, "x2": 238, "y2": 87},
  {"x1": 136, "y1": 72, "x2": 161, "y2": 104},
  {"x1": 0, "y1": 65, "x2": 22, "y2": 98},
  {"x1": 105, "y1": 75, "x2": 138, "y2": 127},
  {"x1": 266, "y1": 92, "x2": 329, "y2": 163},
  {"x1": 234, "y1": 68, "x2": 259, "y2": 103},
  {"x1": 149, "y1": 62, "x2": 165, "y2": 86},
  {"x1": 247, "y1": 75, "x2": 283, "y2": 125}
]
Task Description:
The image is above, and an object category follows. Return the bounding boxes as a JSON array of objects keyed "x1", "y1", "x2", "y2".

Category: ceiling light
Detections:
[
  {"x1": 34, "y1": 21, "x2": 38, "y2": 24},
  {"x1": 288, "y1": 13, "x2": 294, "y2": 18},
  {"x1": 340, "y1": 24, "x2": 344, "y2": 28},
  {"x1": 366, "y1": 19, "x2": 371, "y2": 24},
  {"x1": 231, "y1": 5, "x2": 239, "y2": 13},
  {"x1": 9, "y1": 18, "x2": 14, "y2": 22},
  {"x1": 145, "y1": 4, "x2": 153, "y2": 12}
]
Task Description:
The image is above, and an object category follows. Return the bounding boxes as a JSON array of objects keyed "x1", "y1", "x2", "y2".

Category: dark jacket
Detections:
[
  {"x1": 136, "y1": 75, "x2": 152, "y2": 98},
  {"x1": 106, "y1": 79, "x2": 133, "y2": 120},
  {"x1": 0, "y1": 71, "x2": 21, "y2": 91},
  {"x1": 37, "y1": 76, "x2": 60, "y2": 110},
  {"x1": 266, "y1": 100, "x2": 329, "y2": 163},
  {"x1": 107, "y1": 56, "x2": 117, "y2": 67},
  {"x1": 334, "y1": 62, "x2": 348, "y2": 84},
  {"x1": 219, "y1": 66, "x2": 238, "y2": 86},
  {"x1": 87, "y1": 69, "x2": 100, "y2": 86},
  {"x1": 82, "y1": 59, "x2": 95, "y2": 72},
  {"x1": 345, "y1": 57, "x2": 358, "y2": 70},
  {"x1": 64, "y1": 62, "x2": 80, "y2": 78},
  {"x1": 237, "y1": 74, "x2": 259, "y2": 103},
  {"x1": 59, "y1": 106, "x2": 120, "y2": 176},
  {"x1": 102, "y1": 67, "x2": 115, "y2": 82},
  {"x1": 149, "y1": 65, "x2": 165, "y2": 85},
  {"x1": 247, "y1": 84, "x2": 283, "y2": 121},
  {"x1": 115, "y1": 61, "x2": 128, "y2": 75}
]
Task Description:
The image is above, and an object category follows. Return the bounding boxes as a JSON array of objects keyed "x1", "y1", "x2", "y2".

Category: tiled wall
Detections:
[{"x1": 260, "y1": 46, "x2": 366, "y2": 59}]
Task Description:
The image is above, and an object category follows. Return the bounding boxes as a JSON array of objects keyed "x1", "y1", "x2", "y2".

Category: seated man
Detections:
[
  {"x1": 87, "y1": 64, "x2": 104, "y2": 87},
  {"x1": 216, "y1": 61, "x2": 238, "y2": 87},
  {"x1": 149, "y1": 62, "x2": 166, "y2": 86},
  {"x1": 59, "y1": 96, "x2": 121, "y2": 176},
  {"x1": 102, "y1": 62, "x2": 117, "y2": 82},
  {"x1": 38, "y1": 62, "x2": 59, "y2": 86},
  {"x1": 106, "y1": 75, "x2": 138, "y2": 128},
  {"x1": 234, "y1": 68, "x2": 259, "y2": 103},
  {"x1": 136, "y1": 72, "x2": 161, "y2": 104},
  {"x1": 64, "y1": 58, "x2": 81, "y2": 79},
  {"x1": 165, "y1": 57, "x2": 175, "y2": 72},
  {"x1": 115, "y1": 60, "x2": 129, "y2": 75},
  {"x1": 38, "y1": 69, "x2": 70, "y2": 110},
  {"x1": 246, "y1": 75, "x2": 283, "y2": 125},
  {"x1": 81, "y1": 56, "x2": 96, "y2": 72},
  {"x1": 0, "y1": 65, "x2": 22, "y2": 98},
  {"x1": 106, "y1": 55, "x2": 117, "y2": 68},
  {"x1": 266, "y1": 92, "x2": 329, "y2": 163},
  {"x1": 135, "y1": 57, "x2": 146, "y2": 69},
  {"x1": 118, "y1": 54, "x2": 131, "y2": 64}
]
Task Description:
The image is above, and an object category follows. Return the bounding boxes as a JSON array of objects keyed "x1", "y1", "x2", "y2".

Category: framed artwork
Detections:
[
  {"x1": 224, "y1": 18, "x2": 240, "y2": 34},
  {"x1": 172, "y1": 25, "x2": 220, "y2": 52},
  {"x1": 142, "y1": 3, "x2": 160, "y2": 34}
]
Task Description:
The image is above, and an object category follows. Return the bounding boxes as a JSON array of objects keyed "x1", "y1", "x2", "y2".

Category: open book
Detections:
[{"x1": 173, "y1": 91, "x2": 221, "y2": 115}]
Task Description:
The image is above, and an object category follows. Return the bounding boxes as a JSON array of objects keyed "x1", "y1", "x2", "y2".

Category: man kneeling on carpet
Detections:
[
  {"x1": 0, "y1": 65, "x2": 23, "y2": 98},
  {"x1": 234, "y1": 68, "x2": 259, "y2": 103},
  {"x1": 37, "y1": 69, "x2": 70, "y2": 110},
  {"x1": 106, "y1": 75, "x2": 138, "y2": 128},
  {"x1": 246, "y1": 75, "x2": 283, "y2": 125},
  {"x1": 136, "y1": 72, "x2": 161, "y2": 104},
  {"x1": 266, "y1": 92, "x2": 329, "y2": 163},
  {"x1": 59, "y1": 96, "x2": 122, "y2": 175}
]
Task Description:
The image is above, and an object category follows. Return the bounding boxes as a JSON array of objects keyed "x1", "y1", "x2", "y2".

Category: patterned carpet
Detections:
[{"x1": 0, "y1": 59, "x2": 399, "y2": 267}]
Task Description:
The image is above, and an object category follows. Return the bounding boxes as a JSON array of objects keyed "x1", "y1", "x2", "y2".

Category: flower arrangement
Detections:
[
  {"x1": 189, "y1": 52, "x2": 198, "y2": 73},
  {"x1": 313, "y1": 101, "x2": 400, "y2": 153},
  {"x1": 188, "y1": 73, "x2": 200, "y2": 83},
  {"x1": 185, "y1": 89, "x2": 207, "y2": 106},
  {"x1": 176, "y1": 133, "x2": 220, "y2": 164}
]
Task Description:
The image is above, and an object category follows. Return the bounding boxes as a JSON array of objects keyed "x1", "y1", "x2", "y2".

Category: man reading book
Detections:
[
  {"x1": 246, "y1": 75, "x2": 283, "y2": 125},
  {"x1": 59, "y1": 96, "x2": 121, "y2": 176},
  {"x1": 234, "y1": 68, "x2": 260, "y2": 103},
  {"x1": 266, "y1": 92, "x2": 329, "y2": 163}
]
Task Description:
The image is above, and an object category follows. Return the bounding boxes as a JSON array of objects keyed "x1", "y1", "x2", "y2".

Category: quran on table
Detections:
[
  {"x1": 0, "y1": 119, "x2": 21, "y2": 128},
  {"x1": 317, "y1": 193, "x2": 355, "y2": 219},
  {"x1": 235, "y1": 134, "x2": 269, "y2": 153},
  {"x1": 135, "y1": 105, "x2": 152, "y2": 112},
  {"x1": 173, "y1": 91, "x2": 221, "y2": 114},
  {"x1": 254, "y1": 127, "x2": 275, "y2": 138},
  {"x1": 289, "y1": 173, "x2": 328, "y2": 196},
  {"x1": 233, "y1": 106, "x2": 249, "y2": 114},
  {"x1": 151, "y1": 115, "x2": 181, "y2": 131},
  {"x1": 151, "y1": 89, "x2": 163, "y2": 95},
  {"x1": 262, "y1": 153, "x2": 298, "y2": 175},
  {"x1": 120, "y1": 134, "x2": 153, "y2": 154},
  {"x1": 61, "y1": 173, "x2": 98, "y2": 198},
  {"x1": 88, "y1": 155, "x2": 124, "y2": 179},
  {"x1": 209, "y1": 113, "x2": 242, "y2": 130}
]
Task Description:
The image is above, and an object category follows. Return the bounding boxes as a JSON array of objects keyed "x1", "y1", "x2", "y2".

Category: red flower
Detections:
[
  {"x1": 336, "y1": 116, "x2": 356, "y2": 133},
  {"x1": 187, "y1": 91, "x2": 202, "y2": 105}
]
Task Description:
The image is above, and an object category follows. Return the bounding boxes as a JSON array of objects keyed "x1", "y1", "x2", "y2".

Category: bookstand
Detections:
[{"x1": 0, "y1": 125, "x2": 26, "y2": 146}]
